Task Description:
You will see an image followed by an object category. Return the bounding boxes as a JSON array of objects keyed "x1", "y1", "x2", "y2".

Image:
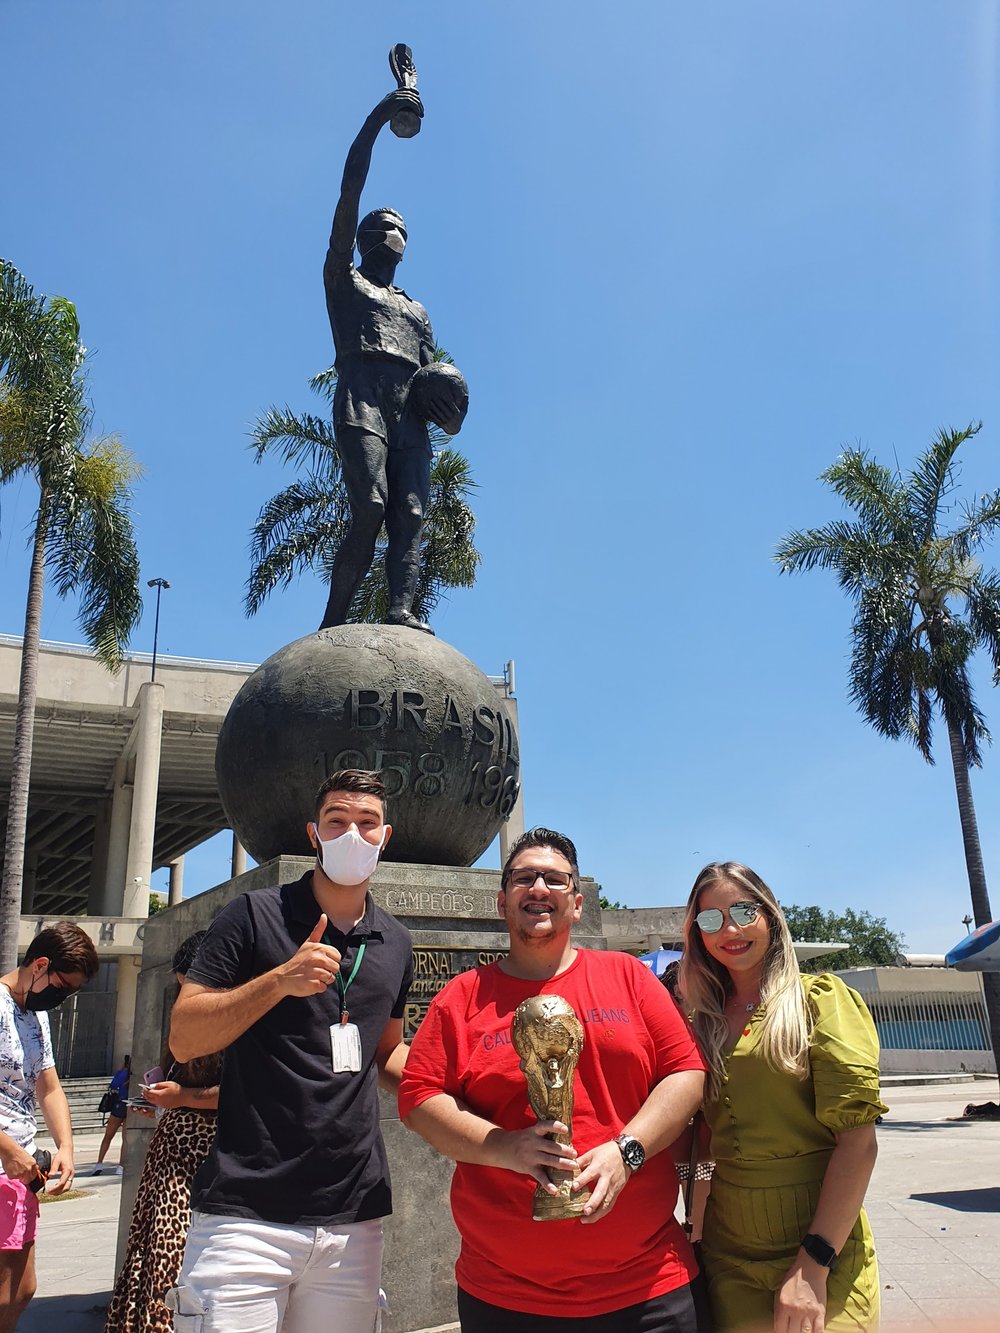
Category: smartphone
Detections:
[
  {"x1": 144, "y1": 1065, "x2": 165, "y2": 1085},
  {"x1": 28, "y1": 1148, "x2": 51, "y2": 1194}
]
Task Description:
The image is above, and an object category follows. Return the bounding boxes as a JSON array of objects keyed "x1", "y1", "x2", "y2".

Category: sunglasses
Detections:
[{"x1": 696, "y1": 901, "x2": 760, "y2": 934}]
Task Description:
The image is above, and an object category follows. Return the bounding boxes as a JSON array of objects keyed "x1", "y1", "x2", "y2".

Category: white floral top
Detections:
[{"x1": 0, "y1": 986, "x2": 54, "y2": 1155}]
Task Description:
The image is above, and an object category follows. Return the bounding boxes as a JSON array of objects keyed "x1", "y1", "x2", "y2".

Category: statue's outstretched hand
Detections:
[{"x1": 373, "y1": 88, "x2": 424, "y2": 127}]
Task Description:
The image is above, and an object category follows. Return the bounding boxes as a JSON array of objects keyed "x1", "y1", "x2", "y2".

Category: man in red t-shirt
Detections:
[{"x1": 398, "y1": 828, "x2": 706, "y2": 1332}]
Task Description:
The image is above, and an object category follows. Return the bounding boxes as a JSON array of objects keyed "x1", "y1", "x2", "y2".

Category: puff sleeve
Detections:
[{"x1": 806, "y1": 973, "x2": 888, "y2": 1130}]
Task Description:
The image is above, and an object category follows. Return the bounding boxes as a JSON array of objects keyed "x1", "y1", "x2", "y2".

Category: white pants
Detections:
[{"x1": 169, "y1": 1211, "x2": 385, "y2": 1333}]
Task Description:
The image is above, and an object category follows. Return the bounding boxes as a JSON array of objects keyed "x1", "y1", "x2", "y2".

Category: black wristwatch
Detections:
[
  {"x1": 614, "y1": 1133, "x2": 645, "y2": 1172},
  {"x1": 801, "y1": 1233, "x2": 838, "y2": 1270}
]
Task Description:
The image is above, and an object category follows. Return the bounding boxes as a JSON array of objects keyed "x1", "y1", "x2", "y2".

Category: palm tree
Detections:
[
  {"x1": 245, "y1": 363, "x2": 480, "y2": 624},
  {"x1": 0, "y1": 261, "x2": 143, "y2": 968},
  {"x1": 775, "y1": 422, "x2": 1000, "y2": 1071}
]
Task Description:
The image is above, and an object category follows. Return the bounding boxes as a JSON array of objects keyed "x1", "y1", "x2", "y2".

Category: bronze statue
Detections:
[
  {"x1": 321, "y1": 46, "x2": 468, "y2": 636},
  {"x1": 511, "y1": 994, "x2": 591, "y2": 1221}
]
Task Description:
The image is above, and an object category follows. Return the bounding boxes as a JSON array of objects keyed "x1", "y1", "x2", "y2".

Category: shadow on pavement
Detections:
[
  {"x1": 19, "y1": 1291, "x2": 110, "y2": 1332},
  {"x1": 877, "y1": 1119, "x2": 982, "y2": 1133},
  {"x1": 909, "y1": 1187, "x2": 1000, "y2": 1213}
]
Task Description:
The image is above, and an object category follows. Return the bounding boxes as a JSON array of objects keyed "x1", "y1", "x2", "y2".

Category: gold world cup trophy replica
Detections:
[{"x1": 512, "y1": 995, "x2": 591, "y2": 1221}]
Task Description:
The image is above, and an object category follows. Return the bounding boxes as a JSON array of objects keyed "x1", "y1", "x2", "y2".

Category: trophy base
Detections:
[
  {"x1": 531, "y1": 1171, "x2": 591, "y2": 1222},
  {"x1": 391, "y1": 112, "x2": 421, "y2": 139}
]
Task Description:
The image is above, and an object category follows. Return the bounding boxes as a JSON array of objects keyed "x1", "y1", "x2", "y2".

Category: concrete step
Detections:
[{"x1": 61, "y1": 1076, "x2": 121, "y2": 1132}]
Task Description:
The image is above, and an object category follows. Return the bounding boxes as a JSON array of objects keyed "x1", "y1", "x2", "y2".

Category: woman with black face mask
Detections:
[{"x1": 0, "y1": 921, "x2": 99, "y2": 1328}]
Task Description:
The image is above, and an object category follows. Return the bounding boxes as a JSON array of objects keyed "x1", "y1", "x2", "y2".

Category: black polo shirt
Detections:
[{"x1": 186, "y1": 872, "x2": 412, "y2": 1225}]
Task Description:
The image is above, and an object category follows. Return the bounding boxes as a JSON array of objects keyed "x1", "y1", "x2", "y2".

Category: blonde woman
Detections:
[{"x1": 680, "y1": 863, "x2": 884, "y2": 1333}]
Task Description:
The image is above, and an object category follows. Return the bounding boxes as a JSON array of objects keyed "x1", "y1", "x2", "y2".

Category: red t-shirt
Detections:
[{"x1": 398, "y1": 949, "x2": 706, "y2": 1317}]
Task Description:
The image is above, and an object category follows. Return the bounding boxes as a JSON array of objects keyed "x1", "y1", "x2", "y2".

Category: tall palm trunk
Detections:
[
  {"x1": 945, "y1": 716, "x2": 1000, "y2": 1076},
  {"x1": 0, "y1": 491, "x2": 48, "y2": 971}
]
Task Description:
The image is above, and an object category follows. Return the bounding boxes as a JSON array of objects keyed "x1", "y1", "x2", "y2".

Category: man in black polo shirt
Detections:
[{"x1": 168, "y1": 769, "x2": 411, "y2": 1333}]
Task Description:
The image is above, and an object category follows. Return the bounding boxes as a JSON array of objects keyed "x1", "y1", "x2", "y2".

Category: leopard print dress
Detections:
[{"x1": 104, "y1": 1104, "x2": 217, "y2": 1332}]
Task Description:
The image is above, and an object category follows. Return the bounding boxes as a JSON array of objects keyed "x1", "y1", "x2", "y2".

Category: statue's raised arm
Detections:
[{"x1": 325, "y1": 70, "x2": 424, "y2": 270}]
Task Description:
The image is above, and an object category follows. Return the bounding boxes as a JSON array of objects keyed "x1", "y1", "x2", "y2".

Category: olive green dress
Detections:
[{"x1": 701, "y1": 974, "x2": 887, "y2": 1333}]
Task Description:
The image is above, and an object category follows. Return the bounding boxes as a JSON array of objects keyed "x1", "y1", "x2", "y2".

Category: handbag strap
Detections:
[{"x1": 682, "y1": 1111, "x2": 701, "y2": 1235}]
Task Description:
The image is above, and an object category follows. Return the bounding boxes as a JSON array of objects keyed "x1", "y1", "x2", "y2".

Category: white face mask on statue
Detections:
[{"x1": 313, "y1": 824, "x2": 386, "y2": 886}]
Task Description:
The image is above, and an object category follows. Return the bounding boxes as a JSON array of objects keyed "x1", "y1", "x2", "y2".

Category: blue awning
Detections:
[
  {"x1": 946, "y1": 920, "x2": 1000, "y2": 972},
  {"x1": 638, "y1": 947, "x2": 682, "y2": 977}
]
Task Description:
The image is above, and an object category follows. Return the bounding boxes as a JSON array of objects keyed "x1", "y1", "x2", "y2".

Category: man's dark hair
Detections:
[
  {"x1": 23, "y1": 922, "x2": 99, "y2": 979},
  {"x1": 172, "y1": 930, "x2": 208, "y2": 976},
  {"x1": 314, "y1": 769, "x2": 388, "y2": 820},
  {"x1": 501, "y1": 827, "x2": 580, "y2": 890}
]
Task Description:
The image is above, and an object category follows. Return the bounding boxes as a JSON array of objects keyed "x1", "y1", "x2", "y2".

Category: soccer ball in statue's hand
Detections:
[{"x1": 406, "y1": 362, "x2": 469, "y2": 437}]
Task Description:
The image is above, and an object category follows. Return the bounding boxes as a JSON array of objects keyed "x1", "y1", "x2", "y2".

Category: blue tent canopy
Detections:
[
  {"x1": 946, "y1": 920, "x2": 1000, "y2": 973},
  {"x1": 638, "y1": 947, "x2": 682, "y2": 978}
]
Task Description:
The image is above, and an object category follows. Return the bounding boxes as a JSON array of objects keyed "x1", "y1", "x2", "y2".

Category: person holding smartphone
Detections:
[{"x1": 106, "y1": 932, "x2": 222, "y2": 1333}]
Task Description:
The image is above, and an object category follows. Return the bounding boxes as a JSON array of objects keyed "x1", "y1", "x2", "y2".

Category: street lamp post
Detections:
[
  {"x1": 147, "y1": 578, "x2": 171, "y2": 682},
  {"x1": 962, "y1": 914, "x2": 974, "y2": 934}
]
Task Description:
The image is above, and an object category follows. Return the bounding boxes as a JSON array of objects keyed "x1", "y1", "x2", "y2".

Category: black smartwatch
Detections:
[
  {"x1": 801, "y1": 1233, "x2": 838, "y2": 1270},
  {"x1": 614, "y1": 1133, "x2": 645, "y2": 1172}
]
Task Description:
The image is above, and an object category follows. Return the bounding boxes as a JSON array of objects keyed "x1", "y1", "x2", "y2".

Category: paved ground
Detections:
[
  {"x1": 868, "y1": 1078, "x2": 1000, "y2": 1332},
  {"x1": 23, "y1": 1078, "x2": 1000, "y2": 1332}
]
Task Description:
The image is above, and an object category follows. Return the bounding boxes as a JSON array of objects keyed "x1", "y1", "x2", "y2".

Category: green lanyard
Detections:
[{"x1": 329, "y1": 937, "x2": 366, "y2": 1026}]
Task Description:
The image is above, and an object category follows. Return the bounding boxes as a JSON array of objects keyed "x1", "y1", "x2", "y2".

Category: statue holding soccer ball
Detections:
[{"x1": 321, "y1": 45, "x2": 469, "y2": 635}]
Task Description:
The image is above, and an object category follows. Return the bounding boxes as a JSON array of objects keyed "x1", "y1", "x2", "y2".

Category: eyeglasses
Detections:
[
  {"x1": 696, "y1": 901, "x2": 760, "y2": 934},
  {"x1": 506, "y1": 868, "x2": 575, "y2": 891}
]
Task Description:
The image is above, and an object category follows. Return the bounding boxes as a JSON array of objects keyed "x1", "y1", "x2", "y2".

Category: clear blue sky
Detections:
[{"x1": 3, "y1": 2, "x2": 999, "y2": 952}]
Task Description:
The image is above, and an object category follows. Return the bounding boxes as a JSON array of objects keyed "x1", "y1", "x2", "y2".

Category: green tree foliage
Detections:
[
  {"x1": 245, "y1": 362, "x2": 479, "y2": 625},
  {"x1": 599, "y1": 894, "x2": 625, "y2": 910},
  {"x1": 0, "y1": 260, "x2": 143, "y2": 968},
  {"x1": 775, "y1": 423, "x2": 1000, "y2": 1065},
  {"x1": 783, "y1": 904, "x2": 904, "y2": 973}
]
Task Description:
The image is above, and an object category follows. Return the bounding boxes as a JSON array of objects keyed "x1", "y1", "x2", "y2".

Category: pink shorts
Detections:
[{"x1": 0, "y1": 1175, "x2": 39, "y2": 1250}]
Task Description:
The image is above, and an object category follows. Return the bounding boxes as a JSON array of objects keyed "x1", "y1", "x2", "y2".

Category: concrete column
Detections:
[
  {"x1": 168, "y1": 857, "x2": 185, "y2": 906},
  {"x1": 123, "y1": 682, "x2": 165, "y2": 919},
  {"x1": 112, "y1": 957, "x2": 138, "y2": 1066},
  {"x1": 102, "y1": 780, "x2": 135, "y2": 916},
  {"x1": 498, "y1": 696, "x2": 526, "y2": 865},
  {"x1": 21, "y1": 853, "x2": 38, "y2": 914},
  {"x1": 87, "y1": 797, "x2": 113, "y2": 915},
  {"x1": 231, "y1": 834, "x2": 247, "y2": 879}
]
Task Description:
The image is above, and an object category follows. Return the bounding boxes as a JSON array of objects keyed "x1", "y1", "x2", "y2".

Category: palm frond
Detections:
[
  {"x1": 775, "y1": 520, "x2": 902, "y2": 592},
  {"x1": 965, "y1": 571, "x2": 1000, "y2": 682},
  {"x1": 906, "y1": 423, "x2": 981, "y2": 544},
  {"x1": 249, "y1": 405, "x2": 338, "y2": 472},
  {"x1": 820, "y1": 449, "x2": 906, "y2": 537},
  {"x1": 949, "y1": 489, "x2": 1000, "y2": 562},
  {"x1": 308, "y1": 365, "x2": 338, "y2": 403},
  {"x1": 245, "y1": 475, "x2": 353, "y2": 615},
  {"x1": 42, "y1": 442, "x2": 143, "y2": 670}
]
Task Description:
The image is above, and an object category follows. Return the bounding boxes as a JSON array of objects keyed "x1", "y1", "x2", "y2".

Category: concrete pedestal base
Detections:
[{"x1": 124, "y1": 857, "x2": 606, "y2": 1332}]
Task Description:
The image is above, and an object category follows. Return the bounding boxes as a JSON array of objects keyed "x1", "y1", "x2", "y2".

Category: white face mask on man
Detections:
[{"x1": 312, "y1": 824, "x2": 386, "y2": 886}]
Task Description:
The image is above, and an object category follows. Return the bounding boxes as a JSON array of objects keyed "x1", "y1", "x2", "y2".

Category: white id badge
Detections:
[{"x1": 330, "y1": 1021, "x2": 363, "y2": 1073}]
